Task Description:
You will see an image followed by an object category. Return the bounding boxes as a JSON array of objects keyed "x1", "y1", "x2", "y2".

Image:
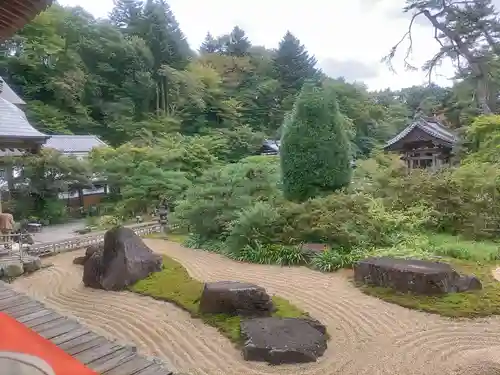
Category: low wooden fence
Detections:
[{"x1": 28, "y1": 222, "x2": 161, "y2": 257}]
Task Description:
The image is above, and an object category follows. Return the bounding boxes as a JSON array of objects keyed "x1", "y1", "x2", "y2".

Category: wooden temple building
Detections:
[{"x1": 384, "y1": 117, "x2": 458, "y2": 170}]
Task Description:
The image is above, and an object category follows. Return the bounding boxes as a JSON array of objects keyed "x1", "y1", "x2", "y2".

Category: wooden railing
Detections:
[{"x1": 28, "y1": 221, "x2": 161, "y2": 257}]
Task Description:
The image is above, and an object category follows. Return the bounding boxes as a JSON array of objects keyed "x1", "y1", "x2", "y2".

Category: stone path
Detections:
[{"x1": 11, "y1": 240, "x2": 500, "y2": 375}]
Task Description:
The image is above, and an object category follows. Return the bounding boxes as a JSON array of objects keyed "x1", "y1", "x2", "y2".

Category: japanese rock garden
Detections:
[{"x1": 7, "y1": 0, "x2": 500, "y2": 373}]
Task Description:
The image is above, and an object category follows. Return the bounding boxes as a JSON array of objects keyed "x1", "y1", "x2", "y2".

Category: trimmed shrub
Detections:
[
  {"x1": 280, "y1": 82, "x2": 352, "y2": 202},
  {"x1": 311, "y1": 247, "x2": 363, "y2": 272}
]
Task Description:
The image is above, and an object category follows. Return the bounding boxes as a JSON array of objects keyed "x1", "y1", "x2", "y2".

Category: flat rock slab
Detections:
[
  {"x1": 199, "y1": 281, "x2": 274, "y2": 316},
  {"x1": 354, "y1": 257, "x2": 482, "y2": 295},
  {"x1": 241, "y1": 317, "x2": 328, "y2": 364}
]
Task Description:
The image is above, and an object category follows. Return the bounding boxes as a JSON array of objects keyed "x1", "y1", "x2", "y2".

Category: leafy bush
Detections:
[
  {"x1": 173, "y1": 156, "x2": 281, "y2": 242},
  {"x1": 183, "y1": 233, "x2": 226, "y2": 253},
  {"x1": 356, "y1": 151, "x2": 500, "y2": 240},
  {"x1": 232, "y1": 241, "x2": 306, "y2": 266},
  {"x1": 463, "y1": 114, "x2": 500, "y2": 163},
  {"x1": 369, "y1": 234, "x2": 435, "y2": 260},
  {"x1": 225, "y1": 202, "x2": 285, "y2": 255},
  {"x1": 311, "y1": 247, "x2": 363, "y2": 272},
  {"x1": 282, "y1": 192, "x2": 428, "y2": 249},
  {"x1": 98, "y1": 215, "x2": 122, "y2": 229}
]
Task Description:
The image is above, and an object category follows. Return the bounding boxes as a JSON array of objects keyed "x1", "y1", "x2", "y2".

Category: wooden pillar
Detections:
[{"x1": 78, "y1": 188, "x2": 84, "y2": 208}]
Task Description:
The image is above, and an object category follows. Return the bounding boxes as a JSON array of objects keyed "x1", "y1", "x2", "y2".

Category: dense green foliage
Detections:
[
  {"x1": 281, "y1": 83, "x2": 352, "y2": 201},
  {"x1": 0, "y1": 1, "x2": 451, "y2": 157},
  {"x1": 130, "y1": 254, "x2": 308, "y2": 343},
  {"x1": 173, "y1": 156, "x2": 281, "y2": 242}
]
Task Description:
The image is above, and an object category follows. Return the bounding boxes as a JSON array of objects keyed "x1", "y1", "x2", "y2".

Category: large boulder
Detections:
[
  {"x1": 199, "y1": 281, "x2": 274, "y2": 316},
  {"x1": 241, "y1": 317, "x2": 328, "y2": 364},
  {"x1": 82, "y1": 226, "x2": 162, "y2": 291},
  {"x1": 354, "y1": 257, "x2": 482, "y2": 295}
]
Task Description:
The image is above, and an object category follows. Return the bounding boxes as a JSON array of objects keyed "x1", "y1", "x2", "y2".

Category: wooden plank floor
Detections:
[{"x1": 0, "y1": 282, "x2": 174, "y2": 375}]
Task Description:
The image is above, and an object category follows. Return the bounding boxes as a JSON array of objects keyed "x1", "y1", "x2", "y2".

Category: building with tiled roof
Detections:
[
  {"x1": 0, "y1": 97, "x2": 48, "y2": 154},
  {"x1": 384, "y1": 116, "x2": 458, "y2": 170},
  {"x1": 44, "y1": 135, "x2": 107, "y2": 159},
  {"x1": 0, "y1": 77, "x2": 25, "y2": 105}
]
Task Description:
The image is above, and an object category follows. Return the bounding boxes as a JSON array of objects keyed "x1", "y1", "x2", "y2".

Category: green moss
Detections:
[
  {"x1": 130, "y1": 256, "x2": 309, "y2": 344},
  {"x1": 359, "y1": 259, "x2": 500, "y2": 318}
]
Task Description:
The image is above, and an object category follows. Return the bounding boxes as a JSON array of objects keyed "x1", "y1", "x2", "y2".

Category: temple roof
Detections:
[
  {"x1": 0, "y1": 0, "x2": 53, "y2": 40},
  {"x1": 44, "y1": 135, "x2": 107, "y2": 155},
  {"x1": 0, "y1": 97, "x2": 47, "y2": 140},
  {"x1": 0, "y1": 77, "x2": 25, "y2": 105},
  {"x1": 384, "y1": 117, "x2": 458, "y2": 150}
]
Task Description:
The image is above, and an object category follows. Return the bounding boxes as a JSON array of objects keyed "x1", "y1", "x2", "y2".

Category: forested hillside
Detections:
[{"x1": 0, "y1": 0, "x2": 483, "y2": 157}]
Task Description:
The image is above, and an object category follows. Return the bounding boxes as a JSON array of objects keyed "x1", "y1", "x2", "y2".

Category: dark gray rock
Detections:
[
  {"x1": 302, "y1": 317, "x2": 327, "y2": 335},
  {"x1": 83, "y1": 226, "x2": 162, "y2": 291},
  {"x1": 199, "y1": 281, "x2": 274, "y2": 316},
  {"x1": 82, "y1": 251, "x2": 103, "y2": 289},
  {"x1": 354, "y1": 257, "x2": 482, "y2": 295},
  {"x1": 241, "y1": 317, "x2": 328, "y2": 364},
  {"x1": 454, "y1": 275, "x2": 482, "y2": 292}
]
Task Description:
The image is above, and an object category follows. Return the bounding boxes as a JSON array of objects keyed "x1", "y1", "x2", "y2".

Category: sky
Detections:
[{"x1": 57, "y1": 0, "x2": 461, "y2": 91}]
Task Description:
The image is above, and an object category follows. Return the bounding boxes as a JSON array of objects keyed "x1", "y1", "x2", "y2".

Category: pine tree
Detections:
[
  {"x1": 225, "y1": 26, "x2": 251, "y2": 56},
  {"x1": 199, "y1": 32, "x2": 220, "y2": 54},
  {"x1": 273, "y1": 31, "x2": 317, "y2": 93},
  {"x1": 109, "y1": 0, "x2": 143, "y2": 31},
  {"x1": 280, "y1": 81, "x2": 352, "y2": 202},
  {"x1": 142, "y1": 0, "x2": 192, "y2": 70}
]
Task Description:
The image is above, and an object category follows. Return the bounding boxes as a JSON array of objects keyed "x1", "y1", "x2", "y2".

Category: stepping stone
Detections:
[
  {"x1": 199, "y1": 281, "x2": 274, "y2": 316},
  {"x1": 241, "y1": 317, "x2": 328, "y2": 364}
]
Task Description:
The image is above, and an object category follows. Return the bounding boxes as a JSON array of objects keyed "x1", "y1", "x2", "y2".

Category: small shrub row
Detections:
[
  {"x1": 183, "y1": 229, "x2": 500, "y2": 273},
  {"x1": 185, "y1": 233, "x2": 372, "y2": 272}
]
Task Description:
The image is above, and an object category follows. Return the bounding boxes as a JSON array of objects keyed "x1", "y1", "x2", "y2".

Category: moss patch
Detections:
[
  {"x1": 130, "y1": 256, "x2": 309, "y2": 344},
  {"x1": 358, "y1": 259, "x2": 500, "y2": 318}
]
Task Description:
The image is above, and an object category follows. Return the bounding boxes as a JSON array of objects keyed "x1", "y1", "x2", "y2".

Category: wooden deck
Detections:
[{"x1": 0, "y1": 282, "x2": 173, "y2": 375}]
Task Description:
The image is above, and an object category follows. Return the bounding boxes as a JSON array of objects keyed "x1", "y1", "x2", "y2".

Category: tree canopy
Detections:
[{"x1": 0, "y1": 0, "x2": 452, "y2": 157}]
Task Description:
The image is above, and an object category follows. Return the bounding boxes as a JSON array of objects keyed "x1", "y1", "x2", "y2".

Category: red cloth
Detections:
[{"x1": 0, "y1": 312, "x2": 97, "y2": 375}]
